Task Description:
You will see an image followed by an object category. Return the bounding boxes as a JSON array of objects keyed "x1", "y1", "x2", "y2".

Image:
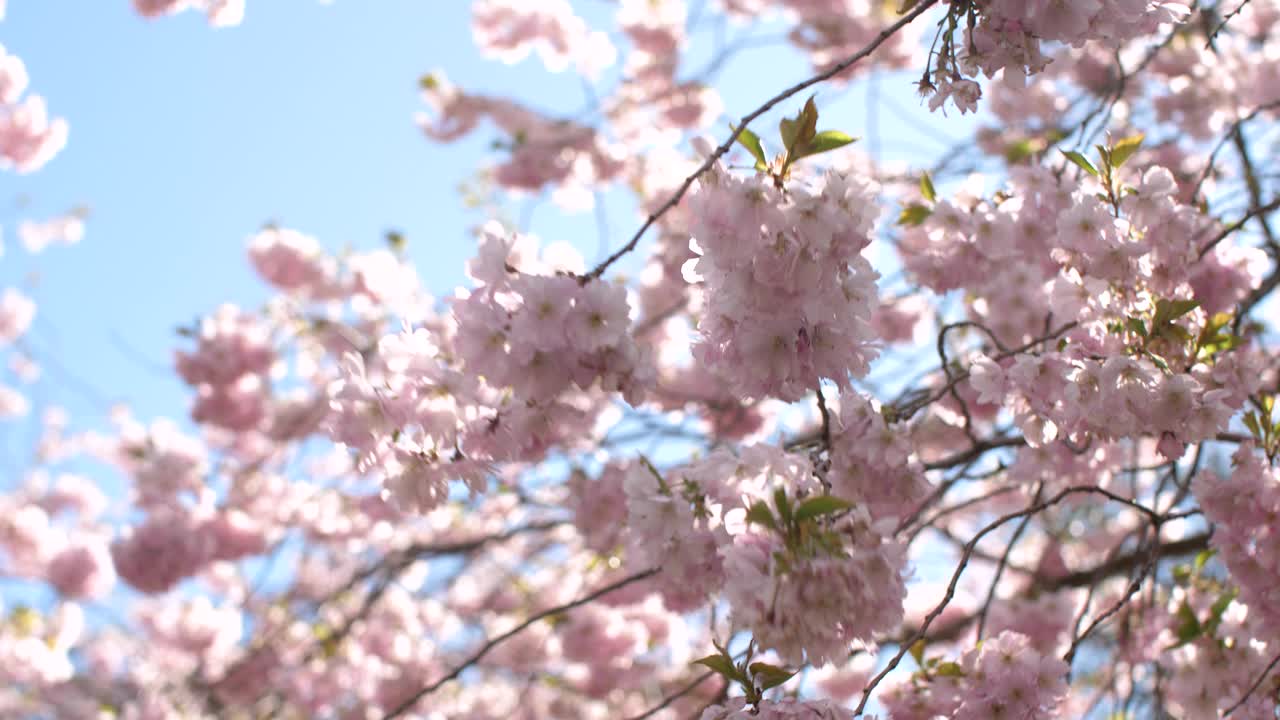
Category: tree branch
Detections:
[{"x1": 382, "y1": 568, "x2": 660, "y2": 718}]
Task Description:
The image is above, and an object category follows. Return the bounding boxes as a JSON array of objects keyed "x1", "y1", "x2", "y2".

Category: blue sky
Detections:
[{"x1": 0, "y1": 2, "x2": 969, "y2": 454}]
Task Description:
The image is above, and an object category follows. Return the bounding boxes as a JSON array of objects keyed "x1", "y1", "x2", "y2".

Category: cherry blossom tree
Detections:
[{"x1": 4, "y1": 1, "x2": 1280, "y2": 718}]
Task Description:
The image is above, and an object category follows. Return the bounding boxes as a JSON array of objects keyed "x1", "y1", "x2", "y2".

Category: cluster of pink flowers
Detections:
[
  {"x1": 1159, "y1": 575, "x2": 1279, "y2": 719},
  {"x1": 687, "y1": 160, "x2": 882, "y2": 401},
  {"x1": 132, "y1": 0, "x2": 246, "y2": 26},
  {"x1": 112, "y1": 417, "x2": 208, "y2": 507},
  {"x1": 883, "y1": 631, "x2": 1068, "y2": 719},
  {"x1": 110, "y1": 504, "x2": 266, "y2": 594},
  {"x1": 969, "y1": 349, "x2": 1253, "y2": 457},
  {"x1": 0, "y1": 43, "x2": 65, "y2": 173},
  {"x1": 471, "y1": 0, "x2": 615, "y2": 79},
  {"x1": 829, "y1": 392, "x2": 930, "y2": 521},
  {"x1": 924, "y1": 1, "x2": 1190, "y2": 113},
  {"x1": 721, "y1": 503, "x2": 907, "y2": 666},
  {"x1": 610, "y1": 0, "x2": 723, "y2": 146},
  {"x1": 1148, "y1": 18, "x2": 1280, "y2": 140},
  {"x1": 452, "y1": 223, "x2": 651, "y2": 406},
  {"x1": 176, "y1": 303, "x2": 276, "y2": 433},
  {"x1": 622, "y1": 456, "x2": 732, "y2": 611},
  {"x1": 624, "y1": 443, "x2": 909, "y2": 665},
  {"x1": 326, "y1": 222, "x2": 651, "y2": 513},
  {"x1": 0, "y1": 287, "x2": 35, "y2": 346},
  {"x1": 417, "y1": 72, "x2": 625, "y2": 205},
  {"x1": 0, "y1": 602, "x2": 81, "y2": 689},
  {"x1": 247, "y1": 227, "x2": 338, "y2": 297},
  {"x1": 897, "y1": 159, "x2": 1264, "y2": 456},
  {"x1": 16, "y1": 210, "x2": 85, "y2": 253},
  {"x1": 1194, "y1": 443, "x2": 1280, "y2": 637},
  {"x1": 0, "y1": 476, "x2": 112, "y2": 598}
]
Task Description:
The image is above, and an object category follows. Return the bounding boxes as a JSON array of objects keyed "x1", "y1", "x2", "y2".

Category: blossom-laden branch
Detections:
[{"x1": 382, "y1": 568, "x2": 659, "y2": 719}]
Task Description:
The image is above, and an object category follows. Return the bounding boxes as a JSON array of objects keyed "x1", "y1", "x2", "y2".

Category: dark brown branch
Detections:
[{"x1": 815, "y1": 385, "x2": 834, "y2": 450}]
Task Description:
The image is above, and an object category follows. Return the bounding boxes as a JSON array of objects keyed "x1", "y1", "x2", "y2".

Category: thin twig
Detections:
[
  {"x1": 623, "y1": 671, "x2": 718, "y2": 720},
  {"x1": 853, "y1": 485, "x2": 1170, "y2": 715},
  {"x1": 1206, "y1": 0, "x2": 1256, "y2": 47},
  {"x1": 1223, "y1": 649, "x2": 1280, "y2": 715},
  {"x1": 382, "y1": 568, "x2": 660, "y2": 718},
  {"x1": 1198, "y1": 196, "x2": 1280, "y2": 258},
  {"x1": 815, "y1": 385, "x2": 834, "y2": 450}
]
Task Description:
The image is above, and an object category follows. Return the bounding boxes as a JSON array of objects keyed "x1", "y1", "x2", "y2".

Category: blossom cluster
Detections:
[
  {"x1": 924, "y1": 0, "x2": 1191, "y2": 113},
  {"x1": 882, "y1": 630, "x2": 1068, "y2": 719},
  {"x1": 899, "y1": 159, "x2": 1262, "y2": 456},
  {"x1": 471, "y1": 0, "x2": 615, "y2": 79},
  {"x1": 623, "y1": 440, "x2": 910, "y2": 665},
  {"x1": 132, "y1": 0, "x2": 246, "y2": 26},
  {"x1": 687, "y1": 162, "x2": 882, "y2": 401},
  {"x1": 0, "y1": 43, "x2": 65, "y2": 174},
  {"x1": 325, "y1": 222, "x2": 652, "y2": 513},
  {"x1": 1194, "y1": 443, "x2": 1280, "y2": 639}
]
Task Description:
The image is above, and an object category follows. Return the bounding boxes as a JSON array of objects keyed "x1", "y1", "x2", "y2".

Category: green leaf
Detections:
[
  {"x1": 1172, "y1": 564, "x2": 1192, "y2": 584},
  {"x1": 1062, "y1": 150, "x2": 1099, "y2": 177},
  {"x1": 1199, "y1": 334, "x2": 1244, "y2": 357},
  {"x1": 1095, "y1": 144, "x2": 1112, "y2": 170},
  {"x1": 898, "y1": 204, "x2": 932, "y2": 226},
  {"x1": 1126, "y1": 317, "x2": 1147, "y2": 338},
  {"x1": 779, "y1": 118, "x2": 799, "y2": 157},
  {"x1": 794, "y1": 495, "x2": 855, "y2": 522},
  {"x1": 749, "y1": 662, "x2": 798, "y2": 691},
  {"x1": 1110, "y1": 133, "x2": 1145, "y2": 168},
  {"x1": 733, "y1": 126, "x2": 769, "y2": 171},
  {"x1": 919, "y1": 171, "x2": 937, "y2": 202},
  {"x1": 1169, "y1": 602, "x2": 1202, "y2": 648},
  {"x1": 935, "y1": 661, "x2": 965, "y2": 678},
  {"x1": 797, "y1": 130, "x2": 858, "y2": 159},
  {"x1": 780, "y1": 96, "x2": 819, "y2": 164},
  {"x1": 639, "y1": 455, "x2": 670, "y2": 494},
  {"x1": 746, "y1": 501, "x2": 779, "y2": 532},
  {"x1": 773, "y1": 487, "x2": 793, "y2": 525},
  {"x1": 896, "y1": 0, "x2": 920, "y2": 13},
  {"x1": 1155, "y1": 299, "x2": 1201, "y2": 325},
  {"x1": 693, "y1": 654, "x2": 746, "y2": 684},
  {"x1": 1204, "y1": 587, "x2": 1238, "y2": 636},
  {"x1": 1194, "y1": 549, "x2": 1216, "y2": 572},
  {"x1": 1244, "y1": 411, "x2": 1263, "y2": 440},
  {"x1": 1004, "y1": 138, "x2": 1035, "y2": 164},
  {"x1": 386, "y1": 230, "x2": 407, "y2": 252},
  {"x1": 909, "y1": 639, "x2": 927, "y2": 666}
]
